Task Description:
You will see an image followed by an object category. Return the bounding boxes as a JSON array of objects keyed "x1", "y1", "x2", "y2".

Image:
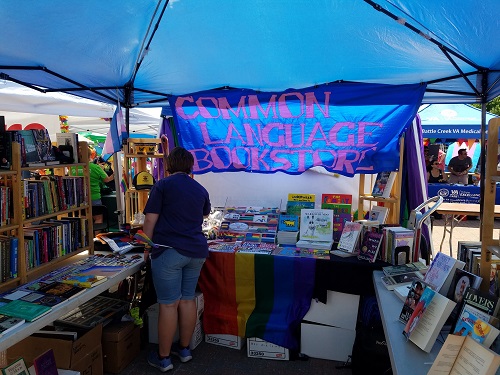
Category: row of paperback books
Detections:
[
  {"x1": 24, "y1": 217, "x2": 89, "y2": 270},
  {"x1": 0, "y1": 185, "x2": 12, "y2": 227},
  {"x1": 22, "y1": 175, "x2": 87, "y2": 219},
  {"x1": 217, "y1": 206, "x2": 280, "y2": 243},
  {"x1": 0, "y1": 236, "x2": 18, "y2": 282}
]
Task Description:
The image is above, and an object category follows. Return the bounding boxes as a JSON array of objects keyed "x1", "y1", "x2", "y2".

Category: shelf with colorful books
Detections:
[{"x1": 0, "y1": 140, "x2": 94, "y2": 292}]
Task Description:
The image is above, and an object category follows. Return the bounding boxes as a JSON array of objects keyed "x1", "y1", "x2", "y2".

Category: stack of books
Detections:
[{"x1": 296, "y1": 209, "x2": 334, "y2": 250}]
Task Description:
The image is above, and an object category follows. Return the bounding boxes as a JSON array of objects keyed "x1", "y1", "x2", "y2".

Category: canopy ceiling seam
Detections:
[
  {"x1": 129, "y1": 0, "x2": 169, "y2": 86},
  {"x1": 364, "y1": 0, "x2": 487, "y2": 99},
  {"x1": 439, "y1": 47, "x2": 481, "y2": 97},
  {"x1": 365, "y1": 0, "x2": 480, "y2": 70}
]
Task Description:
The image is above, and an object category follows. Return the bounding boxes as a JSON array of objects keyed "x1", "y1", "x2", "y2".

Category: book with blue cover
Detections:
[{"x1": 278, "y1": 214, "x2": 299, "y2": 232}]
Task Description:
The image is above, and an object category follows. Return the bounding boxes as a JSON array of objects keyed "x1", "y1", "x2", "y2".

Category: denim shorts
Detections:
[{"x1": 150, "y1": 248, "x2": 206, "y2": 305}]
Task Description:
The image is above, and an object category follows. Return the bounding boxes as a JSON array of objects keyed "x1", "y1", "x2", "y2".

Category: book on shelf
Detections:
[
  {"x1": 0, "y1": 121, "x2": 12, "y2": 170},
  {"x1": 368, "y1": 205, "x2": 389, "y2": 224},
  {"x1": 382, "y1": 261, "x2": 428, "y2": 277},
  {"x1": 36, "y1": 281, "x2": 86, "y2": 300},
  {"x1": 451, "y1": 303, "x2": 500, "y2": 348},
  {"x1": 1, "y1": 357, "x2": 29, "y2": 375},
  {"x1": 357, "y1": 231, "x2": 383, "y2": 263},
  {"x1": 285, "y1": 200, "x2": 315, "y2": 217},
  {"x1": 31, "y1": 129, "x2": 56, "y2": 163},
  {"x1": 371, "y1": 171, "x2": 396, "y2": 198},
  {"x1": 445, "y1": 269, "x2": 483, "y2": 322},
  {"x1": 424, "y1": 252, "x2": 465, "y2": 294},
  {"x1": 55, "y1": 132, "x2": 79, "y2": 163},
  {"x1": 381, "y1": 271, "x2": 424, "y2": 291},
  {"x1": 295, "y1": 209, "x2": 334, "y2": 250},
  {"x1": 334, "y1": 221, "x2": 362, "y2": 255},
  {"x1": 403, "y1": 288, "x2": 456, "y2": 353},
  {"x1": 278, "y1": 214, "x2": 299, "y2": 232},
  {"x1": 383, "y1": 226, "x2": 414, "y2": 264},
  {"x1": 460, "y1": 287, "x2": 500, "y2": 318},
  {"x1": 19, "y1": 291, "x2": 66, "y2": 308},
  {"x1": 428, "y1": 334, "x2": 500, "y2": 375},
  {"x1": 287, "y1": 193, "x2": 315, "y2": 202},
  {"x1": 60, "y1": 274, "x2": 108, "y2": 288},
  {"x1": 32, "y1": 349, "x2": 58, "y2": 375},
  {"x1": 0, "y1": 314, "x2": 25, "y2": 337},
  {"x1": 33, "y1": 328, "x2": 78, "y2": 340},
  {"x1": 321, "y1": 193, "x2": 352, "y2": 205},
  {"x1": 399, "y1": 279, "x2": 428, "y2": 324},
  {"x1": 0, "y1": 299, "x2": 51, "y2": 322},
  {"x1": 9, "y1": 130, "x2": 40, "y2": 167}
]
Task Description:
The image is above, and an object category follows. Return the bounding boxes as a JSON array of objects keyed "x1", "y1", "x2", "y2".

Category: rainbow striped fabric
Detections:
[{"x1": 199, "y1": 252, "x2": 315, "y2": 350}]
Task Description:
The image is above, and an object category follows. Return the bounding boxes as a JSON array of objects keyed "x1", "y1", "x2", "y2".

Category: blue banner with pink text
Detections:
[{"x1": 168, "y1": 83, "x2": 426, "y2": 176}]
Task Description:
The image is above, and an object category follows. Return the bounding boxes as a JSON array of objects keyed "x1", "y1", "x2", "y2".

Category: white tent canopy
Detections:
[{"x1": 0, "y1": 81, "x2": 162, "y2": 136}]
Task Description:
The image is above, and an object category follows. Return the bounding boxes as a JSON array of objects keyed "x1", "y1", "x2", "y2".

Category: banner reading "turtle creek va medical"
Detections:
[{"x1": 168, "y1": 83, "x2": 426, "y2": 176}]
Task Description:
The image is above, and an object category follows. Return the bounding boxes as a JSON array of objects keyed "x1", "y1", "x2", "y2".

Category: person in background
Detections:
[
  {"x1": 89, "y1": 151, "x2": 114, "y2": 223},
  {"x1": 94, "y1": 156, "x2": 115, "y2": 192},
  {"x1": 143, "y1": 146, "x2": 211, "y2": 372},
  {"x1": 447, "y1": 148, "x2": 472, "y2": 184},
  {"x1": 424, "y1": 146, "x2": 433, "y2": 172},
  {"x1": 427, "y1": 160, "x2": 447, "y2": 183}
]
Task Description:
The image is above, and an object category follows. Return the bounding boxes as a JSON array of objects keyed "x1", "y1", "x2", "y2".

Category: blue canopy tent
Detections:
[
  {"x1": 0, "y1": 0, "x2": 499, "y2": 247},
  {"x1": 420, "y1": 104, "x2": 499, "y2": 140}
]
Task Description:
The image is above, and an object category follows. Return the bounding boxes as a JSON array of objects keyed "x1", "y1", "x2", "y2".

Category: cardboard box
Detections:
[
  {"x1": 7, "y1": 324, "x2": 103, "y2": 375},
  {"x1": 102, "y1": 321, "x2": 141, "y2": 374},
  {"x1": 247, "y1": 337, "x2": 289, "y2": 360},
  {"x1": 303, "y1": 291, "x2": 360, "y2": 330},
  {"x1": 205, "y1": 333, "x2": 244, "y2": 350},
  {"x1": 300, "y1": 322, "x2": 356, "y2": 362}
]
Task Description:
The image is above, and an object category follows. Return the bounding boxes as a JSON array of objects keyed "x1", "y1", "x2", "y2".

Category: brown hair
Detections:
[{"x1": 166, "y1": 147, "x2": 194, "y2": 174}]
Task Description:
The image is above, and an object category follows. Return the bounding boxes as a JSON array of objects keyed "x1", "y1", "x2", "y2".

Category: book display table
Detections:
[
  {"x1": 198, "y1": 251, "x2": 386, "y2": 351},
  {"x1": 0, "y1": 254, "x2": 143, "y2": 353},
  {"x1": 373, "y1": 270, "x2": 444, "y2": 375}
]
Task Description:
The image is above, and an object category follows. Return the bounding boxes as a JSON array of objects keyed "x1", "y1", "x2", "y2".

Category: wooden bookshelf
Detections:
[
  {"x1": 0, "y1": 141, "x2": 94, "y2": 292},
  {"x1": 123, "y1": 138, "x2": 163, "y2": 225},
  {"x1": 481, "y1": 118, "x2": 500, "y2": 292},
  {"x1": 357, "y1": 138, "x2": 404, "y2": 224}
]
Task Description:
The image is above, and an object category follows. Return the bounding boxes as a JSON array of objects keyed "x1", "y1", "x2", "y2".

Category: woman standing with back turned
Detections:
[{"x1": 143, "y1": 146, "x2": 211, "y2": 372}]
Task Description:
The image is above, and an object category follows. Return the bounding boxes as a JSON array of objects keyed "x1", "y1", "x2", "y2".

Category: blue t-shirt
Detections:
[{"x1": 144, "y1": 173, "x2": 211, "y2": 258}]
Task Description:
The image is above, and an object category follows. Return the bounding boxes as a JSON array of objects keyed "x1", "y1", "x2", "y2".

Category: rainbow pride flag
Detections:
[{"x1": 199, "y1": 252, "x2": 315, "y2": 350}]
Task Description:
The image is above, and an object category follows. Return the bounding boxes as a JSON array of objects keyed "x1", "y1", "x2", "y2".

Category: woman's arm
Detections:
[{"x1": 143, "y1": 213, "x2": 159, "y2": 260}]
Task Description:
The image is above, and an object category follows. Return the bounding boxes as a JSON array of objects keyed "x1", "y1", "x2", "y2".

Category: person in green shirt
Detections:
[{"x1": 89, "y1": 153, "x2": 114, "y2": 225}]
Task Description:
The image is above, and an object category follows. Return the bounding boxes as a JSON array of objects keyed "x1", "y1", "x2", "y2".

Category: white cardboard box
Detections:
[
  {"x1": 303, "y1": 291, "x2": 360, "y2": 330},
  {"x1": 247, "y1": 337, "x2": 289, "y2": 360},
  {"x1": 205, "y1": 333, "x2": 244, "y2": 350},
  {"x1": 300, "y1": 322, "x2": 356, "y2": 362}
]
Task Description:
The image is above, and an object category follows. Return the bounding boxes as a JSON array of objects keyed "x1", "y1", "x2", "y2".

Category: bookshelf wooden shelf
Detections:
[
  {"x1": 0, "y1": 141, "x2": 94, "y2": 293},
  {"x1": 357, "y1": 138, "x2": 404, "y2": 225},
  {"x1": 123, "y1": 139, "x2": 163, "y2": 226},
  {"x1": 480, "y1": 117, "x2": 500, "y2": 292}
]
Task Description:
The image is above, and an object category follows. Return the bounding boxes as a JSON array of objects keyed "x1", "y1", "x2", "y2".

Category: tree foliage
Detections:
[{"x1": 472, "y1": 97, "x2": 500, "y2": 115}]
